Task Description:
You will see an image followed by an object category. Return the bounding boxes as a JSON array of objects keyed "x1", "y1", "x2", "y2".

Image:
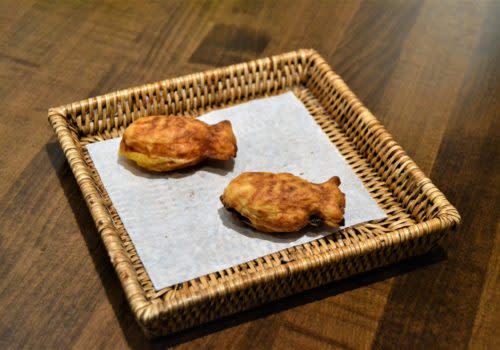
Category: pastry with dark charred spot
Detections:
[
  {"x1": 220, "y1": 172, "x2": 345, "y2": 233},
  {"x1": 119, "y1": 116, "x2": 237, "y2": 172}
]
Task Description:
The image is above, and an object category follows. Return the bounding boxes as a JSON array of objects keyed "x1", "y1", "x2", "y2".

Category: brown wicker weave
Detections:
[{"x1": 48, "y1": 49, "x2": 460, "y2": 338}]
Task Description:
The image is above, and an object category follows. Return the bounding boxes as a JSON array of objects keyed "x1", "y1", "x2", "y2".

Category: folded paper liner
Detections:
[{"x1": 86, "y1": 92, "x2": 387, "y2": 290}]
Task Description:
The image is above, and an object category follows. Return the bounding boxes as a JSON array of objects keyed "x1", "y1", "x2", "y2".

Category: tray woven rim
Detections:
[{"x1": 48, "y1": 48, "x2": 460, "y2": 337}]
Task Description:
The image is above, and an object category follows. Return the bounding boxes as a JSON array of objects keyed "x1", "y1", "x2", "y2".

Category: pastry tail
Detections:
[
  {"x1": 319, "y1": 176, "x2": 346, "y2": 228},
  {"x1": 206, "y1": 120, "x2": 238, "y2": 160},
  {"x1": 323, "y1": 176, "x2": 341, "y2": 187}
]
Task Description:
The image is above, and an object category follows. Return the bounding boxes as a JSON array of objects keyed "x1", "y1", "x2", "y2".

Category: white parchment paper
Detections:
[{"x1": 86, "y1": 92, "x2": 386, "y2": 290}]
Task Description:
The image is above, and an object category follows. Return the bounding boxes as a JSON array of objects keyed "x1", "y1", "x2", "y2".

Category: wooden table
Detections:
[{"x1": 1, "y1": 1, "x2": 498, "y2": 349}]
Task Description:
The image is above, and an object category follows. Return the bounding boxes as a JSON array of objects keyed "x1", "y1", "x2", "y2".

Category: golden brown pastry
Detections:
[
  {"x1": 220, "y1": 172, "x2": 345, "y2": 233},
  {"x1": 119, "y1": 115, "x2": 237, "y2": 172}
]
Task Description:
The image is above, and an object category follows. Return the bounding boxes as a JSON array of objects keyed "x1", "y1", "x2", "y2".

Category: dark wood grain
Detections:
[{"x1": 0, "y1": 0, "x2": 498, "y2": 349}]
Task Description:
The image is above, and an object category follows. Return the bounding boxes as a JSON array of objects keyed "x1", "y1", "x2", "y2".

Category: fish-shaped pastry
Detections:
[
  {"x1": 220, "y1": 172, "x2": 345, "y2": 233},
  {"x1": 119, "y1": 115, "x2": 237, "y2": 172}
]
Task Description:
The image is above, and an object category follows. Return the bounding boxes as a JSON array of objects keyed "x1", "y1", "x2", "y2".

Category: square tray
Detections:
[{"x1": 48, "y1": 49, "x2": 460, "y2": 338}]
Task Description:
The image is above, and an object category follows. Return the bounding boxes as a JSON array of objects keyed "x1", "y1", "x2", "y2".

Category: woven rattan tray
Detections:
[{"x1": 48, "y1": 49, "x2": 460, "y2": 338}]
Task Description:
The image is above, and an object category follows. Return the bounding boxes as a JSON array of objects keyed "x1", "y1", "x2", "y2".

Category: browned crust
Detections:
[
  {"x1": 220, "y1": 172, "x2": 345, "y2": 233},
  {"x1": 119, "y1": 116, "x2": 237, "y2": 172}
]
